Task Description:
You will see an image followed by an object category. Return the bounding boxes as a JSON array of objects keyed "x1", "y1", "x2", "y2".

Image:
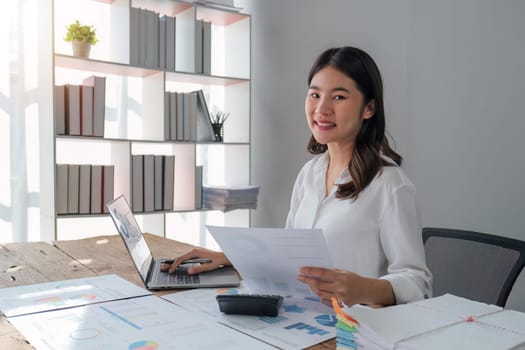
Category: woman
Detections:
[{"x1": 163, "y1": 47, "x2": 432, "y2": 307}]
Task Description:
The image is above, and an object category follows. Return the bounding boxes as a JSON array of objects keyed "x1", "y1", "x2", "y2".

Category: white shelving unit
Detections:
[{"x1": 51, "y1": 0, "x2": 251, "y2": 248}]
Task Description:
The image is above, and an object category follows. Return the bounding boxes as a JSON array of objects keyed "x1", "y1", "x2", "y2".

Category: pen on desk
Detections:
[{"x1": 161, "y1": 258, "x2": 212, "y2": 264}]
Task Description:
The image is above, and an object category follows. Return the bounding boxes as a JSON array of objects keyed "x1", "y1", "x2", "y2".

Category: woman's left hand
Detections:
[{"x1": 297, "y1": 266, "x2": 394, "y2": 307}]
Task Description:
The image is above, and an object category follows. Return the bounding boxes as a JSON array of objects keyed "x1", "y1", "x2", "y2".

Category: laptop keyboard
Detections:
[{"x1": 153, "y1": 264, "x2": 200, "y2": 285}]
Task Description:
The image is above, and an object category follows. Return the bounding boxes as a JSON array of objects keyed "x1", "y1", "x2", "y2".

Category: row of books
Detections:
[
  {"x1": 164, "y1": 89, "x2": 214, "y2": 142},
  {"x1": 131, "y1": 155, "x2": 175, "y2": 213},
  {"x1": 131, "y1": 155, "x2": 204, "y2": 212},
  {"x1": 54, "y1": 76, "x2": 106, "y2": 137},
  {"x1": 130, "y1": 7, "x2": 212, "y2": 74},
  {"x1": 56, "y1": 164, "x2": 114, "y2": 215},
  {"x1": 202, "y1": 185, "x2": 259, "y2": 212}
]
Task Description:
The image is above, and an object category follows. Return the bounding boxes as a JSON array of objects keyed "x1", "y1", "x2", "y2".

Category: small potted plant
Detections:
[{"x1": 64, "y1": 20, "x2": 98, "y2": 58}]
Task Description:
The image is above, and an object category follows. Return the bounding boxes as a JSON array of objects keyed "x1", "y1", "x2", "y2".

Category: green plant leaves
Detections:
[{"x1": 64, "y1": 20, "x2": 98, "y2": 45}]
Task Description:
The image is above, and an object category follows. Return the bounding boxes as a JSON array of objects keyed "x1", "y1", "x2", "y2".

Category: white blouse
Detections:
[{"x1": 285, "y1": 152, "x2": 432, "y2": 304}]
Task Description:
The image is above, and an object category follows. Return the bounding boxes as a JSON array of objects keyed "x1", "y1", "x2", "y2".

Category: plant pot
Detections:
[
  {"x1": 211, "y1": 123, "x2": 224, "y2": 142},
  {"x1": 71, "y1": 40, "x2": 91, "y2": 58}
]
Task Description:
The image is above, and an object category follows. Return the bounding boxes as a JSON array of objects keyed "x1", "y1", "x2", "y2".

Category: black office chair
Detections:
[
  {"x1": 506, "y1": 267, "x2": 525, "y2": 311},
  {"x1": 423, "y1": 227, "x2": 525, "y2": 307}
]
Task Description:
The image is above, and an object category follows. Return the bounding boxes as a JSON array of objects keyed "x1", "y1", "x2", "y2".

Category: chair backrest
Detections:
[
  {"x1": 423, "y1": 227, "x2": 525, "y2": 307},
  {"x1": 506, "y1": 266, "x2": 525, "y2": 312}
]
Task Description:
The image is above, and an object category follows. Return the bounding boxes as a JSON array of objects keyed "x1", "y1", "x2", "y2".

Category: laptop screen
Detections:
[{"x1": 107, "y1": 195, "x2": 153, "y2": 281}]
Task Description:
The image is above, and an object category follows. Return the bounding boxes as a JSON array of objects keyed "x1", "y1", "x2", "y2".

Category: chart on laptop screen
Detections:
[{"x1": 107, "y1": 196, "x2": 152, "y2": 278}]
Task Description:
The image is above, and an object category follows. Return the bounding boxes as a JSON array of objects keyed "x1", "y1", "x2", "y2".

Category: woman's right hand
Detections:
[{"x1": 160, "y1": 248, "x2": 230, "y2": 275}]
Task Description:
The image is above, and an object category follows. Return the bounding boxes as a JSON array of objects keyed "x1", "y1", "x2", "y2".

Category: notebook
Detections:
[{"x1": 106, "y1": 195, "x2": 241, "y2": 290}]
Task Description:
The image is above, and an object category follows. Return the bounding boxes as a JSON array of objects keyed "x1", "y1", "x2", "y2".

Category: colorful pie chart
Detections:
[{"x1": 128, "y1": 340, "x2": 159, "y2": 350}]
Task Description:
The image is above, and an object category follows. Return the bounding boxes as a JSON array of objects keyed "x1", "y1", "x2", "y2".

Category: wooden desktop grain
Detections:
[{"x1": 0, "y1": 234, "x2": 335, "y2": 349}]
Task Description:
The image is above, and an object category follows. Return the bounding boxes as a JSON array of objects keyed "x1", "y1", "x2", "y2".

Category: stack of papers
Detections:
[
  {"x1": 203, "y1": 185, "x2": 259, "y2": 212},
  {"x1": 334, "y1": 294, "x2": 525, "y2": 350},
  {"x1": 332, "y1": 298, "x2": 359, "y2": 349}
]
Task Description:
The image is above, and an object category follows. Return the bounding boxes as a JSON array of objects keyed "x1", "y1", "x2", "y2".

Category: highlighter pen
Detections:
[{"x1": 161, "y1": 258, "x2": 212, "y2": 265}]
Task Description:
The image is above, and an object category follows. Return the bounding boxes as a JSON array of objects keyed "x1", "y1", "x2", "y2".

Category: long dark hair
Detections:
[{"x1": 307, "y1": 47, "x2": 402, "y2": 200}]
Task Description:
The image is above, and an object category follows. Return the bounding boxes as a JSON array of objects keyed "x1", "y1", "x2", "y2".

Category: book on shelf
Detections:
[
  {"x1": 154, "y1": 155, "x2": 164, "y2": 211},
  {"x1": 165, "y1": 15, "x2": 176, "y2": 71},
  {"x1": 129, "y1": 7, "x2": 140, "y2": 66},
  {"x1": 131, "y1": 155, "x2": 144, "y2": 213},
  {"x1": 194, "y1": 89, "x2": 214, "y2": 142},
  {"x1": 65, "y1": 84, "x2": 81, "y2": 136},
  {"x1": 143, "y1": 154, "x2": 155, "y2": 212},
  {"x1": 202, "y1": 21, "x2": 212, "y2": 75},
  {"x1": 78, "y1": 164, "x2": 91, "y2": 214},
  {"x1": 145, "y1": 9, "x2": 159, "y2": 69},
  {"x1": 169, "y1": 92, "x2": 177, "y2": 141},
  {"x1": 164, "y1": 91, "x2": 171, "y2": 141},
  {"x1": 102, "y1": 165, "x2": 114, "y2": 213},
  {"x1": 90, "y1": 165, "x2": 103, "y2": 214},
  {"x1": 194, "y1": 19, "x2": 203, "y2": 73},
  {"x1": 158, "y1": 14, "x2": 166, "y2": 69},
  {"x1": 163, "y1": 155, "x2": 175, "y2": 211},
  {"x1": 176, "y1": 92, "x2": 184, "y2": 141},
  {"x1": 183, "y1": 92, "x2": 197, "y2": 141},
  {"x1": 138, "y1": 8, "x2": 147, "y2": 67},
  {"x1": 82, "y1": 76, "x2": 106, "y2": 137},
  {"x1": 81, "y1": 85, "x2": 94, "y2": 136},
  {"x1": 56, "y1": 164, "x2": 68, "y2": 215},
  {"x1": 190, "y1": 93, "x2": 198, "y2": 141},
  {"x1": 54, "y1": 85, "x2": 66, "y2": 135},
  {"x1": 194, "y1": 166, "x2": 203, "y2": 209},
  {"x1": 67, "y1": 164, "x2": 80, "y2": 214}
]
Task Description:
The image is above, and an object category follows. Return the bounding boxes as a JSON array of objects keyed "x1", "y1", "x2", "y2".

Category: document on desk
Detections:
[
  {"x1": 207, "y1": 225, "x2": 333, "y2": 298},
  {"x1": 9, "y1": 294, "x2": 276, "y2": 350},
  {"x1": 162, "y1": 285, "x2": 337, "y2": 350},
  {"x1": 340, "y1": 294, "x2": 525, "y2": 350},
  {"x1": 0, "y1": 274, "x2": 151, "y2": 317}
]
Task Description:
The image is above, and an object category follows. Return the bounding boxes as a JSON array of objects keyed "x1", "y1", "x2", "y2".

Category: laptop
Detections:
[{"x1": 106, "y1": 195, "x2": 240, "y2": 290}]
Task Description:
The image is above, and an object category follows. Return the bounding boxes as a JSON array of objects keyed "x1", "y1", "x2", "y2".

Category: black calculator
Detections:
[{"x1": 216, "y1": 294, "x2": 283, "y2": 317}]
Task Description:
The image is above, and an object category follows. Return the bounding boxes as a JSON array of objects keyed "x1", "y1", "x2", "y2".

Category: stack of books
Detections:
[
  {"x1": 54, "y1": 76, "x2": 106, "y2": 137},
  {"x1": 164, "y1": 89, "x2": 214, "y2": 142},
  {"x1": 332, "y1": 294, "x2": 525, "y2": 350},
  {"x1": 56, "y1": 164, "x2": 114, "y2": 215},
  {"x1": 131, "y1": 155, "x2": 175, "y2": 213},
  {"x1": 130, "y1": 7, "x2": 211, "y2": 74},
  {"x1": 202, "y1": 185, "x2": 259, "y2": 212}
]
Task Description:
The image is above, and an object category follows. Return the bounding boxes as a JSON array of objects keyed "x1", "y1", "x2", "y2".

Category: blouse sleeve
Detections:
[{"x1": 379, "y1": 183, "x2": 433, "y2": 303}]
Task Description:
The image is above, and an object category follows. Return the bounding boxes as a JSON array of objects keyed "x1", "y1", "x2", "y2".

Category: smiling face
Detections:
[{"x1": 305, "y1": 65, "x2": 375, "y2": 151}]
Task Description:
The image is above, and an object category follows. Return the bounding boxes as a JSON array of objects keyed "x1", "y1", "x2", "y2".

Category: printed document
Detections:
[
  {"x1": 163, "y1": 285, "x2": 336, "y2": 350},
  {"x1": 0, "y1": 274, "x2": 151, "y2": 317},
  {"x1": 9, "y1": 295, "x2": 276, "y2": 350},
  {"x1": 206, "y1": 226, "x2": 333, "y2": 298}
]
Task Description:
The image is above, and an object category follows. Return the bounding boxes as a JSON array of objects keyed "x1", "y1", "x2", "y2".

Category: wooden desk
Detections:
[{"x1": 0, "y1": 234, "x2": 335, "y2": 349}]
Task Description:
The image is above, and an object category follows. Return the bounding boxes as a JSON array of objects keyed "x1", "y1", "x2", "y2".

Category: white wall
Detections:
[{"x1": 238, "y1": 0, "x2": 525, "y2": 241}]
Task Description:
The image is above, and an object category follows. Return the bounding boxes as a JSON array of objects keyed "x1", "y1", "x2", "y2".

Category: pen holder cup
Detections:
[{"x1": 212, "y1": 123, "x2": 224, "y2": 142}]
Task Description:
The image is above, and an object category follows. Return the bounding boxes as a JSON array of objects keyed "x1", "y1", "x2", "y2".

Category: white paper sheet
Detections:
[
  {"x1": 9, "y1": 295, "x2": 276, "y2": 350},
  {"x1": 206, "y1": 225, "x2": 333, "y2": 297},
  {"x1": 0, "y1": 274, "x2": 151, "y2": 317},
  {"x1": 399, "y1": 309, "x2": 525, "y2": 350},
  {"x1": 162, "y1": 285, "x2": 336, "y2": 350}
]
